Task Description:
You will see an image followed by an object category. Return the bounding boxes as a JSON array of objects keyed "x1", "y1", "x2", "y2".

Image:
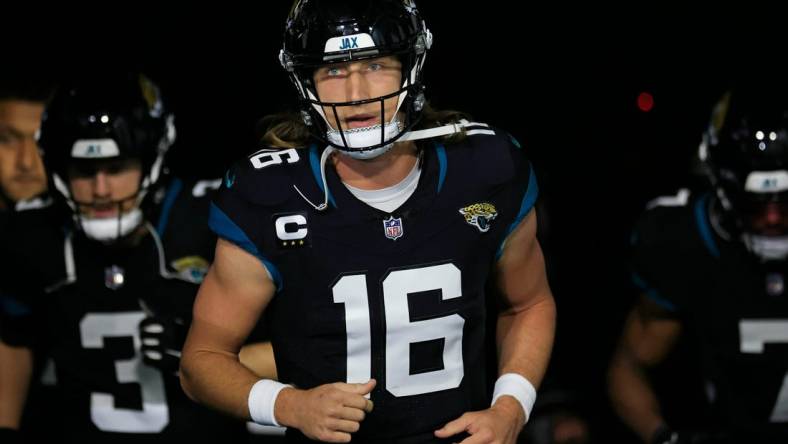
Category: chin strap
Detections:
[
  {"x1": 292, "y1": 120, "x2": 490, "y2": 211},
  {"x1": 397, "y1": 119, "x2": 491, "y2": 142}
]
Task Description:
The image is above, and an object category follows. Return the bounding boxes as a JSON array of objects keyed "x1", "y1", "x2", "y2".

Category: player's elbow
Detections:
[{"x1": 179, "y1": 352, "x2": 201, "y2": 402}]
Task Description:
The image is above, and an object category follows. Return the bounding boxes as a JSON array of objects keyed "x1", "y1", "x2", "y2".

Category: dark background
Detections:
[{"x1": 15, "y1": 4, "x2": 782, "y2": 442}]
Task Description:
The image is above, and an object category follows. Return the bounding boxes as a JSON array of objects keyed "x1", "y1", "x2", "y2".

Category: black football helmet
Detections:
[
  {"x1": 37, "y1": 73, "x2": 175, "y2": 241},
  {"x1": 700, "y1": 84, "x2": 788, "y2": 259},
  {"x1": 279, "y1": 0, "x2": 432, "y2": 157}
]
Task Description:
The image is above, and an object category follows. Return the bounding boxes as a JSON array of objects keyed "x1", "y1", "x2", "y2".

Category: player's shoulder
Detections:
[
  {"x1": 6, "y1": 195, "x2": 65, "y2": 248},
  {"x1": 151, "y1": 177, "x2": 219, "y2": 266},
  {"x1": 222, "y1": 144, "x2": 312, "y2": 207},
  {"x1": 633, "y1": 188, "x2": 714, "y2": 254},
  {"x1": 161, "y1": 176, "x2": 222, "y2": 212},
  {"x1": 441, "y1": 121, "x2": 530, "y2": 185},
  {"x1": 1, "y1": 196, "x2": 66, "y2": 287}
]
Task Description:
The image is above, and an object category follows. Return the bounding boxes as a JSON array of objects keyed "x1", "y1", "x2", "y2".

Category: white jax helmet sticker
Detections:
[
  {"x1": 324, "y1": 33, "x2": 376, "y2": 53},
  {"x1": 744, "y1": 170, "x2": 788, "y2": 193},
  {"x1": 274, "y1": 213, "x2": 310, "y2": 249},
  {"x1": 71, "y1": 138, "x2": 121, "y2": 158}
]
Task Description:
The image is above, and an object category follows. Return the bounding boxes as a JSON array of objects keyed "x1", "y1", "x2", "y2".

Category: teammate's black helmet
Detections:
[
  {"x1": 38, "y1": 73, "x2": 174, "y2": 198},
  {"x1": 37, "y1": 73, "x2": 175, "y2": 241},
  {"x1": 698, "y1": 84, "x2": 788, "y2": 261}
]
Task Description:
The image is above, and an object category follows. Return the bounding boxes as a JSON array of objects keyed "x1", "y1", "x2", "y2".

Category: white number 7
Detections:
[{"x1": 740, "y1": 320, "x2": 788, "y2": 422}]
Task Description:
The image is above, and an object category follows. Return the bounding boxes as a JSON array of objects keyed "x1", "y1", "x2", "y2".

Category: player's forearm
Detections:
[
  {"x1": 239, "y1": 342, "x2": 278, "y2": 380},
  {"x1": 180, "y1": 347, "x2": 260, "y2": 420},
  {"x1": 607, "y1": 348, "x2": 663, "y2": 442},
  {"x1": 496, "y1": 293, "x2": 556, "y2": 389},
  {"x1": 0, "y1": 342, "x2": 32, "y2": 429}
]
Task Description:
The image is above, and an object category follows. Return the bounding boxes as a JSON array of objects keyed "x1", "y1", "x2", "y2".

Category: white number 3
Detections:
[{"x1": 80, "y1": 312, "x2": 169, "y2": 433}]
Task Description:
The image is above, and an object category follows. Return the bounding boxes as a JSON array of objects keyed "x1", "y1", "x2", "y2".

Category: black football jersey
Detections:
[
  {"x1": 631, "y1": 190, "x2": 788, "y2": 442},
  {"x1": 0, "y1": 178, "x2": 247, "y2": 443},
  {"x1": 211, "y1": 128, "x2": 538, "y2": 443}
]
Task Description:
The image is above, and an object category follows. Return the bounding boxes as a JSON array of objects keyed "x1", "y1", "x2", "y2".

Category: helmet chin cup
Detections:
[
  {"x1": 342, "y1": 145, "x2": 394, "y2": 160},
  {"x1": 326, "y1": 117, "x2": 402, "y2": 159},
  {"x1": 78, "y1": 207, "x2": 144, "y2": 242},
  {"x1": 743, "y1": 233, "x2": 788, "y2": 261}
]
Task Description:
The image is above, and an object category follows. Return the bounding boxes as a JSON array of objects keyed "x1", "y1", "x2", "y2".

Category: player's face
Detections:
[
  {"x1": 0, "y1": 100, "x2": 47, "y2": 202},
  {"x1": 67, "y1": 157, "x2": 142, "y2": 218},
  {"x1": 313, "y1": 56, "x2": 403, "y2": 131},
  {"x1": 744, "y1": 199, "x2": 788, "y2": 236}
]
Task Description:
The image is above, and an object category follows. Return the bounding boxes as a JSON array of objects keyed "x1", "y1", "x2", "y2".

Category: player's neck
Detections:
[{"x1": 332, "y1": 142, "x2": 419, "y2": 191}]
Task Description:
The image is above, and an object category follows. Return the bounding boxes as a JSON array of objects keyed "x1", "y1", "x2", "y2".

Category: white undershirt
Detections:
[{"x1": 343, "y1": 161, "x2": 422, "y2": 213}]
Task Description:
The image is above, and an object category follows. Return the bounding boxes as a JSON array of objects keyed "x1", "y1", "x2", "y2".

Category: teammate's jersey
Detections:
[
  {"x1": 631, "y1": 189, "x2": 788, "y2": 442},
  {"x1": 0, "y1": 178, "x2": 247, "y2": 443},
  {"x1": 0, "y1": 195, "x2": 65, "y2": 443},
  {"x1": 211, "y1": 127, "x2": 538, "y2": 443}
]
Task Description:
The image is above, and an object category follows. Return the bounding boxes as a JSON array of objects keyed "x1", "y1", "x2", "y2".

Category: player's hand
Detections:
[
  {"x1": 274, "y1": 379, "x2": 376, "y2": 443},
  {"x1": 435, "y1": 395, "x2": 525, "y2": 444},
  {"x1": 139, "y1": 316, "x2": 187, "y2": 374}
]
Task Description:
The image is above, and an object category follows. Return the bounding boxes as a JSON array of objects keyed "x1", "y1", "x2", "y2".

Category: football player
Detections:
[
  {"x1": 608, "y1": 84, "x2": 788, "y2": 443},
  {"x1": 181, "y1": 1, "x2": 556, "y2": 443},
  {"x1": 0, "y1": 73, "x2": 250, "y2": 443}
]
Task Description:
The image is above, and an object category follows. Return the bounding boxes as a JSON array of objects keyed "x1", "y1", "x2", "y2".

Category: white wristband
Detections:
[
  {"x1": 491, "y1": 373, "x2": 537, "y2": 424},
  {"x1": 248, "y1": 379, "x2": 291, "y2": 427}
]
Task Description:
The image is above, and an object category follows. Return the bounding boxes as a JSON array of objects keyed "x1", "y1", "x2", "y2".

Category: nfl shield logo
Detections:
[
  {"x1": 383, "y1": 216, "x2": 404, "y2": 241},
  {"x1": 105, "y1": 265, "x2": 125, "y2": 290}
]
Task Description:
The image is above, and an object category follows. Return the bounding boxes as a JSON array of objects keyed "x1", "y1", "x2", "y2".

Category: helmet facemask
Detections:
[
  {"x1": 39, "y1": 74, "x2": 174, "y2": 243},
  {"x1": 701, "y1": 88, "x2": 788, "y2": 260},
  {"x1": 53, "y1": 156, "x2": 151, "y2": 243},
  {"x1": 280, "y1": 0, "x2": 432, "y2": 159}
]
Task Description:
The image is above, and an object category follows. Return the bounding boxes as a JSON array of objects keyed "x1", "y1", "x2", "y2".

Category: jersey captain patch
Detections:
[{"x1": 274, "y1": 212, "x2": 311, "y2": 249}]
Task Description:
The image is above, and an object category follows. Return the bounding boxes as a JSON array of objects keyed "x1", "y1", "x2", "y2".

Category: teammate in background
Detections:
[
  {"x1": 0, "y1": 73, "x2": 250, "y2": 443},
  {"x1": 608, "y1": 85, "x2": 788, "y2": 443}
]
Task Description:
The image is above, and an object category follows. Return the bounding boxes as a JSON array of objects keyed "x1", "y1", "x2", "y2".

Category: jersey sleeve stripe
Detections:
[
  {"x1": 496, "y1": 163, "x2": 539, "y2": 260},
  {"x1": 156, "y1": 178, "x2": 183, "y2": 236},
  {"x1": 694, "y1": 193, "x2": 721, "y2": 259},
  {"x1": 436, "y1": 143, "x2": 447, "y2": 193},
  {"x1": 0, "y1": 294, "x2": 32, "y2": 317},
  {"x1": 208, "y1": 203, "x2": 283, "y2": 291},
  {"x1": 631, "y1": 272, "x2": 678, "y2": 312}
]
